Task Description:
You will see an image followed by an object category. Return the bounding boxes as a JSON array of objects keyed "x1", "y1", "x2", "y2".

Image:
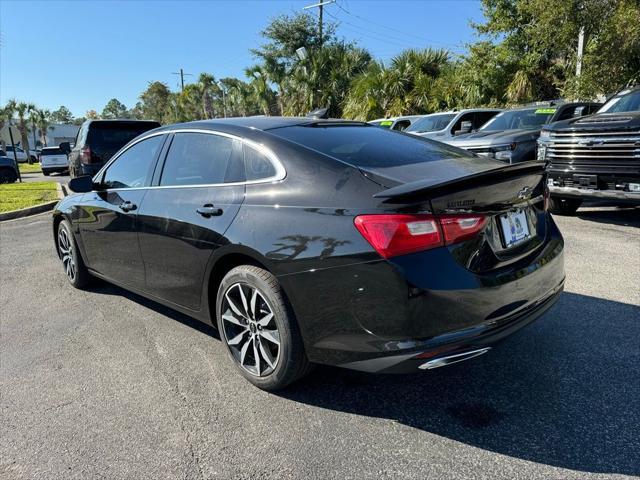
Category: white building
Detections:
[{"x1": 28, "y1": 124, "x2": 79, "y2": 148}]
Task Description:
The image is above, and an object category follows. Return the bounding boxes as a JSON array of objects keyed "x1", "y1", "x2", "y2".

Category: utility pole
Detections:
[
  {"x1": 303, "y1": 0, "x2": 335, "y2": 46},
  {"x1": 576, "y1": 26, "x2": 585, "y2": 77},
  {"x1": 171, "y1": 68, "x2": 193, "y2": 92}
]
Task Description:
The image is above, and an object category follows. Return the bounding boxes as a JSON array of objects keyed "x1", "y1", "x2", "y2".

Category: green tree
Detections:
[
  {"x1": 469, "y1": 0, "x2": 640, "y2": 102},
  {"x1": 34, "y1": 109, "x2": 52, "y2": 147},
  {"x1": 101, "y1": 98, "x2": 129, "y2": 119},
  {"x1": 14, "y1": 102, "x2": 36, "y2": 162},
  {"x1": 139, "y1": 81, "x2": 171, "y2": 123},
  {"x1": 50, "y1": 105, "x2": 74, "y2": 124},
  {"x1": 0, "y1": 100, "x2": 17, "y2": 152},
  {"x1": 86, "y1": 110, "x2": 99, "y2": 120}
]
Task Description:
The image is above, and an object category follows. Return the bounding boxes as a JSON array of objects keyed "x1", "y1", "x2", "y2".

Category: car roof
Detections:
[{"x1": 155, "y1": 117, "x2": 367, "y2": 133}]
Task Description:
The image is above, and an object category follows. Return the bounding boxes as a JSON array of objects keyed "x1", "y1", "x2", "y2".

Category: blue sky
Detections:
[{"x1": 0, "y1": 0, "x2": 484, "y2": 117}]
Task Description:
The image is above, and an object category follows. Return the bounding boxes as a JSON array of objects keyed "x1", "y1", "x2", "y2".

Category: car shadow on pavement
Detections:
[
  {"x1": 279, "y1": 292, "x2": 640, "y2": 476},
  {"x1": 575, "y1": 205, "x2": 640, "y2": 228},
  {"x1": 87, "y1": 282, "x2": 220, "y2": 340}
]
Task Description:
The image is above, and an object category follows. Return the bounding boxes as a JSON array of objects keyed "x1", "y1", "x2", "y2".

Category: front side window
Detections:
[
  {"x1": 160, "y1": 133, "x2": 243, "y2": 186},
  {"x1": 102, "y1": 135, "x2": 164, "y2": 189}
]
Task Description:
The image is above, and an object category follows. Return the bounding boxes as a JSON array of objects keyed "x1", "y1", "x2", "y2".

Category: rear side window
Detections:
[
  {"x1": 244, "y1": 144, "x2": 276, "y2": 181},
  {"x1": 102, "y1": 135, "x2": 164, "y2": 189},
  {"x1": 87, "y1": 122, "x2": 160, "y2": 149},
  {"x1": 270, "y1": 125, "x2": 472, "y2": 168},
  {"x1": 160, "y1": 133, "x2": 243, "y2": 186}
]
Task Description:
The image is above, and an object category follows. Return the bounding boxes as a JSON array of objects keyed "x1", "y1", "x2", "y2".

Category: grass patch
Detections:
[
  {"x1": 18, "y1": 163, "x2": 42, "y2": 174},
  {"x1": 0, "y1": 181, "x2": 58, "y2": 213}
]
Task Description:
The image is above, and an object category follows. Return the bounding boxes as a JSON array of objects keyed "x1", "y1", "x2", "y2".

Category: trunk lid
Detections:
[{"x1": 366, "y1": 161, "x2": 548, "y2": 272}]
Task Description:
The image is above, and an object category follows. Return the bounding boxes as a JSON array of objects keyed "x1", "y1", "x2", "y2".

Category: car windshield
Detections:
[
  {"x1": 405, "y1": 114, "x2": 456, "y2": 133},
  {"x1": 479, "y1": 108, "x2": 556, "y2": 131},
  {"x1": 598, "y1": 89, "x2": 640, "y2": 113},
  {"x1": 269, "y1": 124, "x2": 472, "y2": 168}
]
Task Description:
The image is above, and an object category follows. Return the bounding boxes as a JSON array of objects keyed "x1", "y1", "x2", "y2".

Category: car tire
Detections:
[
  {"x1": 549, "y1": 197, "x2": 582, "y2": 216},
  {"x1": 43, "y1": 170, "x2": 50, "y2": 176},
  {"x1": 57, "y1": 220, "x2": 91, "y2": 289},
  {"x1": 0, "y1": 168, "x2": 17, "y2": 184},
  {"x1": 216, "y1": 265, "x2": 312, "y2": 391}
]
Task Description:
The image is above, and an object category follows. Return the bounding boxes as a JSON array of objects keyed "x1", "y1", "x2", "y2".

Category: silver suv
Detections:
[{"x1": 405, "y1": 109, "x2": 502, "y2": 141}]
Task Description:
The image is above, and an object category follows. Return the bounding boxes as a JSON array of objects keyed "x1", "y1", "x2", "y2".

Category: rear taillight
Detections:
[
  {"x1": 354, "y1": 213, "x2": 486, "y2": 259},
  {"x1": 80, "y1": 146, "x2": 92, "y2": 164},
  {"x1": 439, "y1": 215, "x2": 487, "y2": 245}
]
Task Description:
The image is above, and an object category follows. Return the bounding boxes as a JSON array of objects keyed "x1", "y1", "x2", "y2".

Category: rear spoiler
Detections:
[{"x1": 373, "y1": 161, "x2": 546, "y2": 202}]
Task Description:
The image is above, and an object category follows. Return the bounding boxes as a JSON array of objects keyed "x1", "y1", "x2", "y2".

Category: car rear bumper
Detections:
[
  {"x1": 41, "y1": 165, "x2": 68, "y2": 173},
  {"x1": 550, "y1": 185, "x2": 640, "y2": 203},
  {"x1": 279, "y1": 216, "x2": 565, "y2": 371}
]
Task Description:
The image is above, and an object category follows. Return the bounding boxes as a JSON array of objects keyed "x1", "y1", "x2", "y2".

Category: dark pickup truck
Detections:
[{"x1": 538, "y1": 86, "x2": 640, "y2": 214}]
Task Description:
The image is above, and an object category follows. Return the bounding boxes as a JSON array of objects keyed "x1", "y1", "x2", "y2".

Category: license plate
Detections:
[{"x1": 499, "y1": 209, "x2": 531, "y2": 248}]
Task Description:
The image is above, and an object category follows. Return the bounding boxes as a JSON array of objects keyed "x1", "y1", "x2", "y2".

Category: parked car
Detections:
[
  {"x1": 4, "y1": 145, "x2": 35, "y2": 163},
  {"x1": 68, "y1": 119, "x2": 161, "y2": 178},
  {"x1": 405, "y1": 109, "x2": 502, "y2": 140},
  {"x1": 40, "y1": 146, "x2": 69, "y2": 176},
  {"x1": 0, "y1": 154, "x2": 19, "y2": 183},
  {"x1": 538, "y1": 86, "x2": 640, "y2": 214},
  {"x1": 368, "y1": 115, "x2": 423, "y2": 131},
  {"x1": 54, "y1": 117, "x2": 564, "y2": 390},
  {"x1": 446, "y1": 102, "x2": 601, "y2": 163}
]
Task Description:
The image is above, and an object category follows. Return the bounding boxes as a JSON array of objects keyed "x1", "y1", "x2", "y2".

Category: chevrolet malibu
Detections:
[{"x1": 53, "y1": 117, "x2": 565, "y2": 390}]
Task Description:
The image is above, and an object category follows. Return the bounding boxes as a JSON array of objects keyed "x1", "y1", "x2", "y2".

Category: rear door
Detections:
[
  {"x1": 77, "y1": 134, "x2": 166, "y2": 286},
  {"x1": 137, "y1": 131, "x2": 246, "y2": 310}
]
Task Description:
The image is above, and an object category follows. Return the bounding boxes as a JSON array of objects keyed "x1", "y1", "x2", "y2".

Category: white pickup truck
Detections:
[{"x1": 39, "y1": 146, "x2": 69, "y2": 175}]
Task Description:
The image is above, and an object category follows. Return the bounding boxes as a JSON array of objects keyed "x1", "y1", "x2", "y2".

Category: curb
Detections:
[{"x1": 0, "y1": 182, "x2": 67, "y2": 222}]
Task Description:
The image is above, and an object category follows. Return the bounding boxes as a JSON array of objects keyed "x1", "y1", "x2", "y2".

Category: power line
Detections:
[
  {"x1": 303, "y1": 0, "x2": 336, "y2": 46},
  {"x1": 334, "y1": 1, "x2": 465, "y2": 50}
]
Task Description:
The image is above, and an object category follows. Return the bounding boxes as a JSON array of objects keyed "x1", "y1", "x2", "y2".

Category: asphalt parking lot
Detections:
[{"x1": 1, "y1": 206, "x2": 639, "y2": 479}]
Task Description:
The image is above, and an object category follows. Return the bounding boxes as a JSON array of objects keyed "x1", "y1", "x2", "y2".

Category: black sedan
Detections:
[{"x1": 53, "y1": 117, "x2": 565, "y2": 390}]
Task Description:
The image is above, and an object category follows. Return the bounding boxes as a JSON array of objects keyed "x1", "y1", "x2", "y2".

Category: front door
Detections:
[
  {"x1": 138, "y1": 132, "x2": 246, "y2": 310},
  {"x1": 78, "y1": 134, "x2": 165, "y2": 287}
]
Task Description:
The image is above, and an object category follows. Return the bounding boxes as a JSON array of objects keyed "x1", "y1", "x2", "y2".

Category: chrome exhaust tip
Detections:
[{"x1": 418, "y1": 347, "x2": 492, "y2": 370}]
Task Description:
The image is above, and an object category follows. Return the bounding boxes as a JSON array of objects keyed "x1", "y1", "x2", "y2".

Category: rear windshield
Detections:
[
  {"x1": 87, "y1": 122, "x2": 160, "y2": 148},
  {"x1": 41, "y1": 147, "x2": 63, "y2": 156},
  {"x1": 479, "y1": 108, "x2": 555, "y2": 131},
  {"x1": 405, "y1": 113, "x2": 456, "y2": 133},
  {"x1": 270, "y1": 125, "x2": 472, "y2": 167}
]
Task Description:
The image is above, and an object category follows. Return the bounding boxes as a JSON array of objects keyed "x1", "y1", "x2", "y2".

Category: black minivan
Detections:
[{"x1": 68, "y1": 120, "x2": 160, "y2": 178}]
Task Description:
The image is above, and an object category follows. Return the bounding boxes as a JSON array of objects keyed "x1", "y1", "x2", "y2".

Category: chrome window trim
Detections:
[{"x1": 92, "y1": 128, "x2": 286, "y2": 190}]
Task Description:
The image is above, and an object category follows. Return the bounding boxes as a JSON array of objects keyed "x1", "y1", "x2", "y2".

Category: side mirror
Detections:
[
  {"x1": 68, "y1": 175, "x2": 94, "y2": 193},
  {"x1": 59, "y1": 142, "x2": 71, "y2": 154},
  {"x1": 455, "y1": 121, "x2": 473, "y2": 136}
]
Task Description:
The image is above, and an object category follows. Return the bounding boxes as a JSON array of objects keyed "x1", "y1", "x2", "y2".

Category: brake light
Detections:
[
  {"x1": 354, "y1": 213, "x2": 486, "y2": 259},
  {"x1": 439, "y1": 215, "x2": 487, "y2": 245},
  {"x1": 80, "y1": 146, "x2": 92, "y2": 164}
]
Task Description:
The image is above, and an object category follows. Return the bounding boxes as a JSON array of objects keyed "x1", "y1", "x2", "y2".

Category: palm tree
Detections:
[
  {"x1": 35, "y1": 109, "x2": 52, "y2": 147},
  {"x1": 197, "y1": 73, "x2": 218, "y2": 118},
  {"x1": 14, "y1": 102, "x2": 36, "y2": 163},
  {"x1": 245, "y1": 65, "x2": 274, "y2": 116},
  {"x1": 0, "y1": 100, "x2": 16, "y2": 152}
]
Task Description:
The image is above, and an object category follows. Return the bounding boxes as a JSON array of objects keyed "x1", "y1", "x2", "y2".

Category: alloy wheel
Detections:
[
  {"x1": 58, "y1": 228, "x2": 76, "y2": 282},
  {"x1": 221, "y1": 282, "x2": 280, "y2": 377}
]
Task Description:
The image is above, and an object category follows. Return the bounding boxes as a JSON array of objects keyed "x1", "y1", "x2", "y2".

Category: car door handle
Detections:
[
  {"x1": 119, "y1": 201, "x2": 137, "y2": 212},
  {"x1": 196, "y1": 204, "x2": 223, "y2": 218}
]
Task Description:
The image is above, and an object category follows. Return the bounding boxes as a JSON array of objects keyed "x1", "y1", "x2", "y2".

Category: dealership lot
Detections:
[{"x1": 1, "y1": 207, "x2": 638, "y2": 479}]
